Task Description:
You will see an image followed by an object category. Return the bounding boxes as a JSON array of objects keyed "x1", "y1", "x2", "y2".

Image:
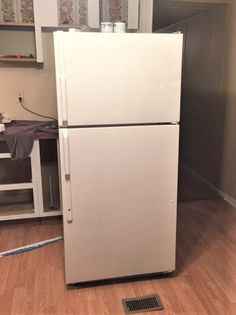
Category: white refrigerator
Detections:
[{"x1": 54, "y1": 31, "x2": 183, "y2": 284}]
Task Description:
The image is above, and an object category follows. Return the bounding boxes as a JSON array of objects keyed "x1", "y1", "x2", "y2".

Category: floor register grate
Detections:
[{"x1": 122, "y1": 294, "x2": 164, "y2": 314}]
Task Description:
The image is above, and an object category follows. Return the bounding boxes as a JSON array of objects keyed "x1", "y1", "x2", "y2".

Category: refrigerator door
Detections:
[
  {"x1": 60, "y1": 125, "x2": 179, "y2": 284},
  {"x1": 54, "y1": 32, "x2": 183, "y2": 127}
]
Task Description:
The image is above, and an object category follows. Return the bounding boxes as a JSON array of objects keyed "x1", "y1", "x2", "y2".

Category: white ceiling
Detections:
[{"x1": 153, "y1": 0, "x2": 225, "y2": 30}]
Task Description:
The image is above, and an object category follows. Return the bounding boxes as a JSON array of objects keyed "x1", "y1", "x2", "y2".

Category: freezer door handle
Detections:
[
  {"x1": 62, "y1": 129, "x2": 70, "y2": 180},
  {"x1": 54, "y1": 31, "x2": 68, "y2": 124},
  {"x1": 59, "y1": 73, "x2": 68, "y2": 123}
]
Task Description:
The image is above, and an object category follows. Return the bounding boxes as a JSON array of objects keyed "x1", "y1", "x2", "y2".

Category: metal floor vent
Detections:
[{"x1": 122, "y1": 294, "x2": 164, "y2": 314}]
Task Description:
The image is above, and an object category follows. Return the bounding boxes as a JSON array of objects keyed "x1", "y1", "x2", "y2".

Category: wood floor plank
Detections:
[
  {"x1": 0, "y1": 199, "x2": 236, "y2": 314},
  {"x1": 0, "y1": 218, "x2": 63, "y2": 252}
]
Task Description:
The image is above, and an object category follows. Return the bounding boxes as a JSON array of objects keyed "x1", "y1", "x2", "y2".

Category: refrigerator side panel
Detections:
[
  {"x1": 61, "y1": 33, "x2": 183, "y2": 126},
  {"x1": 63, "y1": 125, "x2": 179, "y2": 284}
]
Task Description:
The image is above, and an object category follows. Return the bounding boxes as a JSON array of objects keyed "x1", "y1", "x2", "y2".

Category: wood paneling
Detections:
[
  {"x1": 220, "y1": 3, "x2": 236, "y2": 200},
  {"x1": 157, "y1": 6, "x2": 227, "y2": 201},
  {"x1": 0, "y1": 200, "x2": 236, "y2": 314},
  {"x1": 153, "y1": 0, "x2": 222, "y2": 30}
]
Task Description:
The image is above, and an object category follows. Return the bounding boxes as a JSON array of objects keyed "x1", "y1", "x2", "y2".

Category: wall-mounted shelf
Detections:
[
  {"x1": 0, "y1": 25, "x2": 36, "y2": 63},
  {"x1": 0, "y1": 57, "x2": 37, "y2": 62},
  {"x1": 0, "y1": 22, "x2": 34, "y2": 27}
]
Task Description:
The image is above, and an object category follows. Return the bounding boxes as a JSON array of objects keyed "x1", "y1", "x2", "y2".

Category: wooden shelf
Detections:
[
  {"x1": 0, "y1": 57, "x2": 37, "y2": 62},
  {"x1": 58, "y1": 24, "x2": 79, "y2": 28},
  {"x1": 0, "y1": 22, "x2": 34, "y2": 27},
  {"x1": 42, "y1": 25, "x2": 82, "y2": 31}
]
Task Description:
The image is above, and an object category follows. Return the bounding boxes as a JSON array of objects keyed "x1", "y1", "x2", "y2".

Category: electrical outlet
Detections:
[{"x1": 18, "y1": 91, "x2": 24, "y2": 102}]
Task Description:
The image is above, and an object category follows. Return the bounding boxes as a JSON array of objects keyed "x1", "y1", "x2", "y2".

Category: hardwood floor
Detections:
[
  {"x1": 0, "y1": 199, "x2": 236, "y2": 314},
  {"x1": 0, "y1": 218, "x2": 62, "y2": 252}
]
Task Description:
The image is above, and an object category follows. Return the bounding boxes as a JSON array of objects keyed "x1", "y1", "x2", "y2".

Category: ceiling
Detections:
[{"x1": 153, "y1": 0, "x2": 225, "y2": 31}]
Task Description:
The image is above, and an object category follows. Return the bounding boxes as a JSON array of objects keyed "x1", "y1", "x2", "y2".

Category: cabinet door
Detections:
[
  {"x1": 33, "y1": 0, "x2": 143, "y2": 30},
  {"x1": 34, "y1": 0, "x2": 58, "y2": 27}
]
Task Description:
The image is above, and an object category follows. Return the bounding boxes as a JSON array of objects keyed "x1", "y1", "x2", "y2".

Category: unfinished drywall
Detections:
[{"x1": 0, "y1": 32, "x2": 57, "y2": 121}]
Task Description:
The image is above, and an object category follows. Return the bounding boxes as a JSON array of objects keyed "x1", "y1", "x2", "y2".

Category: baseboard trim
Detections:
[
  {"x1": 218, "y1": 190, "x2": 236, "y2": 209},
  {"x1": 180, "y1": 162, "x2": 236, "y2": 209}
]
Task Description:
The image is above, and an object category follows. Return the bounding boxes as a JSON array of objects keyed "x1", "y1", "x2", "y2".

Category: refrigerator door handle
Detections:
[
  {"x1": 55, "y1": 31, "x2": 68, "y2": 125},
  {"x1": 61, "y1": 129, "x2": 73, "y2": 222},
  {"x1": 62, "y1": 129, "x2": 70, "y2": 180},
  {"x1": 59, "y1": 72, "x2": 68, "y2": 124}
]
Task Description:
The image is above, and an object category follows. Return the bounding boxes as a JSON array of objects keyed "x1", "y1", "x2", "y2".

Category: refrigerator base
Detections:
[{"x1": 66, "y1": 270, "x2": 175, "y2": 287}]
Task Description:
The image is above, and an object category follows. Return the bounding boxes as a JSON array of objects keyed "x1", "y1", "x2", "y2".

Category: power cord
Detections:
[{"x1": 18, "y1": 96, "x2": 57, "y2": 121}]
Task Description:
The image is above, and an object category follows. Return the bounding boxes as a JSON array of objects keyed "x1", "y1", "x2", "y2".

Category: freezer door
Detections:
[
  {"x1": 60, "y1": 125, "x2": 179, "y2": 284},
  {"x1": 54, "y1": 32, "x2": 183, "y2": 126}
]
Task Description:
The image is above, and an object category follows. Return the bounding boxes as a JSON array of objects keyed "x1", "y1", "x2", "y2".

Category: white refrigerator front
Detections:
[
  {"x1": 54, "y1": 32, "x2": 183, "y2": 284},
  {"x1": 54, "y1": 32, "x2": 182, "y2": 127}
]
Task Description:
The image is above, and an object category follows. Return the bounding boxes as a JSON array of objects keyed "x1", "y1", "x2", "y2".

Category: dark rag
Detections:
[{"x1": 4, "y1": 120, "x2": 58, "y2": 160}]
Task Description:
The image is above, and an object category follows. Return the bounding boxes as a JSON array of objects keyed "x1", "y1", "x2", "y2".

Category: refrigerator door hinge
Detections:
[
  {"x1": 67, "y1": 208, "x2": 73, "y2": 222},
  {"x1": 65, "y1": 173, "x2": 70, "y2": 181},
  {"x1": 62, "y1": 120, "x2": 68, "y2": 127}
]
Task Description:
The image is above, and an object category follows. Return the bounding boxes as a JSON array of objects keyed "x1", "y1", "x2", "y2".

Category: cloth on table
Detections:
[{"x1": 4, "y1": 120, "x2": 58, "y2": 160}]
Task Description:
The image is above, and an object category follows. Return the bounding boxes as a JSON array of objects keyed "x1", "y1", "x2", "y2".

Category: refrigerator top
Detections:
[{"x1": 54, "y1": 32, "x2": 183, "y2": 127}]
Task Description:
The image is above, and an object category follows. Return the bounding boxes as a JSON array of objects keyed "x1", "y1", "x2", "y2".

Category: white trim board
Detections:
[
  {"x1": 0, "y1": 236, "x2": 63, "y2": 257},
  {"x1": 139, "y1": 0, "x2": 154, "y2": 33},
  {"x1": 180, "y1": 162, "x2": 236, "y2": 209}
]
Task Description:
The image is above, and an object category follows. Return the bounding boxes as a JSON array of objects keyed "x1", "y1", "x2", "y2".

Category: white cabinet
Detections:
[
  {"x1": 127, "y1": 0, "x2": 139, "y2": 29},
  {"x1": 0, "y1": 138, "x2": 61, "y2": 221},
  {"x1": 34, "y1": 0, "x2": 58, "y2": 27},
  {"x1": 0, "y1": 0, "x2": 153, "y2": 63},
  {"x1": 87, "y1": 0, "x2": 100, "y2": 28},
  {"x1": 33, "y1": 0, "x2": 58, "y2": 62}
]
